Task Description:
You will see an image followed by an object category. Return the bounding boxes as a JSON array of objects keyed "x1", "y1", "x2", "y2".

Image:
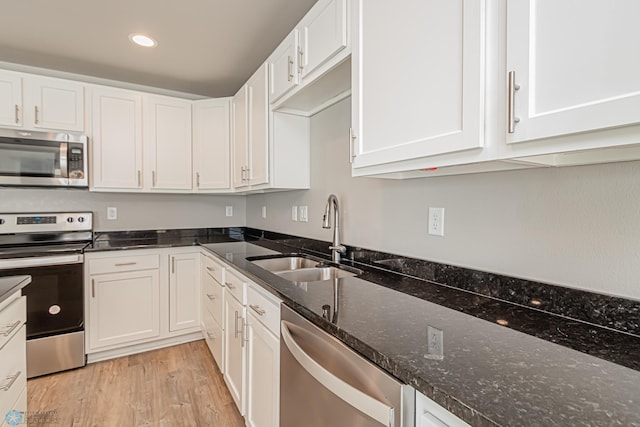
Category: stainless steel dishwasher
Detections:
[{"x1": 280, "y1": 305, "x2": 414, "y2": 427}]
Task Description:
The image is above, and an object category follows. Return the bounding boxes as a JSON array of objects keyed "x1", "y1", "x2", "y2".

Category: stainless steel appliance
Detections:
[
  {"x1": 280, "y1": 305, "x2": 414, "y2": 427},
  {"x1": 0, "y1": 212, "x2": 92, "y2": 378},
  {"x1": 0, "y1": 128, "x2": 88, "y2": 187}
]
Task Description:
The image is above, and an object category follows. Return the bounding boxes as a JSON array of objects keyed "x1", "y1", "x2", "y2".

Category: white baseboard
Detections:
[{"x1": 86, "y1": 332, "x2": 204, "y2": 363}]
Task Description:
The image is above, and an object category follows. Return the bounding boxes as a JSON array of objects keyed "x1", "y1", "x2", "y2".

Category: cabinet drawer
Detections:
[
  {"x1": 248, "y1": 284, "x2": 281, "y2": 336},
  {"x1": 0, "y1": 325, "x2": 26, "y2": 423},
  {"x1": 1, "y1": 385, "x2": 26, "y2": 427},
  {"x1": 0, "y1": 296, "x2": 26, "y2": 351},
  {"x1": 201, "y1": 252, "x2": 224, "y2": 285},
  {"x1": 202, "y1": 272, "x2": 224, "y2": 326},
  {"x1": 89, "y1": 254, "x2": 160, "y2": 274},
  {"x1": 225, "y1": 269, "x2": 246, "y2": 304},
  {"x1": 202, "y1": 310, "x2": 223, "y2": 371}
]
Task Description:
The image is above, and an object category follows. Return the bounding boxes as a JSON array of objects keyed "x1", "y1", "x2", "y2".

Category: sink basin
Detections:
[{"x1": 249, "y1": 255, "x2": 361, "y2": 283}]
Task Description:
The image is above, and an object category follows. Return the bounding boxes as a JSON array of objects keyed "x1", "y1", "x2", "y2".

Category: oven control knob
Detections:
[
  {"x1": 67, "y1": 217, "x2": 74, "y2": 223},
  {"x1": 78, "y1": 216, "x2": 85, "y2": 223}
]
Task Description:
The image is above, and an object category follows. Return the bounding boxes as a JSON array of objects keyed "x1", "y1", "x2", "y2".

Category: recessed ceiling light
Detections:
[{"x1": 129, "y1": 33, "x2": 158, "y2": 48}]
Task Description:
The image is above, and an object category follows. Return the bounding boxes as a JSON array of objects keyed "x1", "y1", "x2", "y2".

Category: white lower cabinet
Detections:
[
  {"x1": 0, "y1": 292, "x2": 27, "y2": 425},
  {"x1": 224, "y1": 283, "x2": 247, "y2": 415},
  {"x1": 85, "y1": 248, "x2": 202, "y2": 361},
  {"x1": 416, "y1": 390, "x2": 469, "y2": 427},
  {"x1": 246, "y1": 283, "x2": 282, "y2": 427},
  {"x1": 201, "y1": 251, "x2": 226, "y2": 369}
]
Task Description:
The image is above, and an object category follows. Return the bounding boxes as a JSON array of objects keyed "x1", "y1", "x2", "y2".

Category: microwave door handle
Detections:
[{"x1": 59, "y1": 142, "x2": 68, "y2": 178}]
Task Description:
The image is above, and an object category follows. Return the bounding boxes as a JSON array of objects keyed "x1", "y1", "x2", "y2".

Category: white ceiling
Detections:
[{"x1": 0, "y1": 0, "x2": 318, "y2": 97}]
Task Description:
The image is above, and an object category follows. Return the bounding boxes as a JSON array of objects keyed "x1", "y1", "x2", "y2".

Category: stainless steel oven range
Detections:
[{"x1": 0, "y1": 211, "x2": 92, "y2": 378}]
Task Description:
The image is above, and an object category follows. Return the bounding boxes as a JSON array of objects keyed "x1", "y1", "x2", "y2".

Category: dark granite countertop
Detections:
[
  {"x1": 0, "y1": 275, "x2": 31, "y2": 305},
  {"x1": 89, "y1": 228, "x2": 640, "y2": 426}
]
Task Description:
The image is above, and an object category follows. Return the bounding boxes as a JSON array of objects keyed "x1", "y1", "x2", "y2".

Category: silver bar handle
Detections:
[
  {"x1": 288, "y1": 55, "x2": 294, "y2": 82},
  {"x1": 226, "y1": 282, "x2": 235, "y2": 290},
  {"x1": 152, "y1": 170, "x2": 156, "y2": 187},
  {"x1": 171, "y1": 257, "x2": 175, "y2": 274},
  {"x1": 206, "y1": 293, "x2": 216, "y2": 301},
  {"x1": 1, "y1": 320, "x2": 21, "y2": 337},
  {"x1": 234, "y1": 310, "x2": 240, "y2": 338},
  {"x1": 34, "y1": 106, "x2": 39, "y2": 124},
  {"x1": 0, "y1": 254, "x2": 83, "y2": 269},
  {"x1": 91, "y1": 279, "x2": 96, "y2": 298},
  {"x1": 281, "y1": 320, "x2": 395, "y2": 427},
  {"x1": 349, "y1": 127, "x2": 357, "y2": 164},
  {"x1": 249, "y1": 304, "x2": 266, "y2": 316},
  {"x1": 245, "y1": 167, "x2": 251, "y2": 183},
  {"x1": 115, "y1": 262, "x2": 137, "y2": 267},
  {"x1": 0, "y1": 371, "x2": 21, "y2": 391},
  {"x1": 14, "y1": 105, "x2": 19, "y2": 124},
  {"x1": 298, "y1": 46, "x2": 304, "y2": 73},
  {"x1": 196, "y1": 172, "x2": 201, "y2": 188},
  {"x1": 206, "y1": 266, "x2": 215, "y2": 273},
  {"x1": 137, "y1": 170, "x2": 142, "y2": 187},
  {"x1": 508, "y1": 71, "x2": 521, "y2": 134}
]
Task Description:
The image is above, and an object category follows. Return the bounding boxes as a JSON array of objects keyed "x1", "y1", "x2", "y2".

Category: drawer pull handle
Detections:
[
  {"x1": 1, "y1": 320, "x2": 21, "y2": 337},
  {"x1": 206, "y1": 332, "x2": 216, "y2": 340},
  {"x1": 91, "y1": 279, "x2": 96, "y2": 298},
  {"x1": 234, "y1": 310, "x2": 240, "y2": 338},
  {"x1": 0, "y1": 371, "x2": 21, "y2": 391},
  {"x1": 206, "y1": 266, "x2": 215, "y2": 272},
  {"x1": 206, "y1": 293, "x2": 217, "y2": 301},
  {"x1": 226, "y1": 282, "x2": 235, "y2": 289},
  {"x1": 115, "y1": 262, "x2": 137, "y2": 267},
  {"x1": 249, "y1": 304, "x2": 266, "y2": 316}
]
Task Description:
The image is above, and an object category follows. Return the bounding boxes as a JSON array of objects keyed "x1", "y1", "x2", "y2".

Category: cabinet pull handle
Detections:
[
  {"x1": 171, "y1": 257, "x2": 175, "y2": 274},
  {"x1": 34, "y1": 106, "x2": 39, "y2": 124},
  {"x1": 152, "y1": 171, "x2": 156, "y2": 187},
  {"x1": 1, "y1": 320, "x2": 21, "y2": 337},
  {"x1": 249, "y1": 304, "x2": 266, "y2": 316},
  {"x1": 196, "y1": 172, "x2": 200, "y2": 188},
  {"x1": 234, "y1": 310, "x2": 240, "y2": 338},
  {"x1": 349, "y1": 127, "x2": 357, "y2": 164},
  {"x1": 298, "y1": 46, "x2": 304, "y2": 73},
  {"x1": 14, "y1": 105, "x2": 19, "y2": 124},
  {"x1": 206, "y1": 293, "x2": 216, "y2": 301},
  {"x1": 206, "y1": 331, "x2": 216, "y2": 340},
  {"x1": 225, "y1": 282, "x2": 235, "y2": 289},
  {"x1": 115, "y1": 262, "x2": 137, "y2": 267},
  {"x1": 137, "y1": 170, "x2": 141, "y2": 187},
  {"x1": 288, "y1": 55, "x2": 294, "y2": 82},
  {"x1": 240, "y1": 166, "x2": 245, "y2": 182},
  {"x1": 0, "y1": 371, "x2": 21, "y2": 391},
  {"x1": 245, "y1": 167, "x2": 251, "y2": 183},
  {"x1": 508, "y1": 71, "x2": 521, "y2": 133},
  {"x1": 91, "y1": 278, "x2": 96, "y2": 298},
  {"x1": 206, "y1": 266, "x2": 215, "y2": 273}
]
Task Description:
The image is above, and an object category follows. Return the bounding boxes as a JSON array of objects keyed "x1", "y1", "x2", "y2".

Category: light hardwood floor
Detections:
[{"x1": 27, "y1": 340, "x2": 245, "y2": 426}]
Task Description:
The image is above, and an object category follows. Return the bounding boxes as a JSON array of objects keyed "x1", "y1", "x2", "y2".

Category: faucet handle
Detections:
[{"x1": 329, "y1": 245, "x2": 347, "y2": 254}]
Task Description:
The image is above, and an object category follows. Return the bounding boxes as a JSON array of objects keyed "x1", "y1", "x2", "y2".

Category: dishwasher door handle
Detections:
[{"x1": 281, "y1": 320, "x2": 395, "y2": 427}]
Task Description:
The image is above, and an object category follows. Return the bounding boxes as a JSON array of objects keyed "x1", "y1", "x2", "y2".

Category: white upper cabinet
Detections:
[
  {"x1": 0, "y1": 70, "x2": 84, "y2": 132},
  {"x1": 247, "y1": 65, "x2": 269, "y2": 187},
  {"x1": 506, "y1": 0, "x2": 640, "y2": 145},
  {"x1": 233, "y1": 84, "x2": 249, "y2": 189},
  {"x1": 298, "y1": 0, "x2": 348, "y2": 80},
  {"x1": 91, "y1": 87, "x2": 143, "y2": 190},
  {"x1": 193, "y1": 98, "x2": 231, "y2": 191},
  {"x1": 351, "y1": 0, "x2": 486, "y2": 172},
  {"x1": 268, "y1": 31, "x2": 300, "y2": 103},
  {"x1": 145, "y1": 95, "x2": 193, "y2": 191}
]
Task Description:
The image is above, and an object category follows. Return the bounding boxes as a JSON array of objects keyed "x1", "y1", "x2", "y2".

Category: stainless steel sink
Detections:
[{"x1": 249, "y1": 256, "x2": 361, "y2": 283}]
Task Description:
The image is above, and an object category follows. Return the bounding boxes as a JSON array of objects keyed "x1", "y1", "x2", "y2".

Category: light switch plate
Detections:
[
  {"x1": 107, "y1": 207, "x2": 117, "y2": 220},
  {"x1": 299, "y1": 206, "x2": 308, "y2": 222}
]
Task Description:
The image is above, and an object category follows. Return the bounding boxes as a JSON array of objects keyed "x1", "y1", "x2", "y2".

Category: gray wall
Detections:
[
  {"x1": 0, "y1": 189, "x2": 246, "y2": 231},
  {"x1": 247, "y1": 98, "x2": 640, "y2": 300}
]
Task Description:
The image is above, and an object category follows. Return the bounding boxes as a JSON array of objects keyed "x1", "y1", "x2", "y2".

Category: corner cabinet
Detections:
[
  {"x1": 0, "y1": 69, "x2": 84, "y2": 132},
  {"x1": 144, "y1": 95, "x2": 193, "y2": 191},
  {"x1": 169, "y1": 252, "x2": 200, "y2": 332},
  {"x1": 350, "y1": 0, "x2": 488, "y2": 175},
  {"x1": 193, "y1": 98, "x2": 231, "y2": 191}
]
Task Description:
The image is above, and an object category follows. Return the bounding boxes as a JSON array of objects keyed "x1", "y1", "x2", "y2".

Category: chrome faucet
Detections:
[{"x1": 322, "y1": 194, "x2": 346, "y2": 263}]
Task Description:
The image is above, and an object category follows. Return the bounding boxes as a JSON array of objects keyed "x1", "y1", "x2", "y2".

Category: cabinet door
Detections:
[
  {"x1": 91, "y1": 87, "x2": 143, "y2": 190},
  {"x1": 416, "y1": 390, "x2": 470, "y2": 427},
  {"x1": 169, "y1": 253, "x2": 200, "y2": 332},
  {"x1": 88, "y1": 269, "x2": 160, "y2": 350},
  {"x1": 232, "y1": 85, "x2": 249, "y2": 189},
  {"x1": 268, "y1": 30, "x2": 300, "y2": 103},
  {"x1": 246, "y1": 313, "x2": 280, "y2": 427},
  {"x1": 193, "y1": 98, "x2": 231, "y2": 190},
  {"x1": 202, "y1": 309, "x2": 224, "y2": 371},
  {"x1": 351, "y1": 0, "x2": 485, "y2": 169},
  {"x1": 248, "y1": 64, "x2": 269, "y2": 186},
  {"x1": 25, "y1": 76, "x2": 84, "y2": 131},
  {"x1": 506, "y1": 1, "x2": 640, "y2": 144},
  {"x1": 224, "y1": 292, "x2": 246, "y2": 415},
  {"x1": 146, "y1": 96, "x2": 193, "y2": 190},
  {"x1": 0, "y1": 71, "x2": 22, "y2": 127},
  {"x1": 299, "y1": 0, "x2": 348, "y2": 79}
]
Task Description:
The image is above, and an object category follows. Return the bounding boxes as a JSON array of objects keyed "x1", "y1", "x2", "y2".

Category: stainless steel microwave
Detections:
[{"x1": 0, "y1": 129, "x2": 88, "y2": 187}]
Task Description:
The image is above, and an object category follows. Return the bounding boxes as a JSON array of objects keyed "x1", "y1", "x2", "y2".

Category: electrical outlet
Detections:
[
  {"x1": 428, "y1": 207, "x2": 445, "y2": 236},
  {"x1": 292, "y1": 206, "x2": 298, "y2": 221},
  {"x1": 107, "y1": 207, "x2": 117, "y2": 220},
  {"x1": 299, "y1": 206, "x2": 308, "y2": 222},
  {"x1": 261, "y1": 206, "x2": 267, "y2": 219},
  {"x1": 225, "y1": 206, "x2": 233, "y2": 217},
  {"x1": 425, "y1": 325, "x2": 444, "y2": 360}
]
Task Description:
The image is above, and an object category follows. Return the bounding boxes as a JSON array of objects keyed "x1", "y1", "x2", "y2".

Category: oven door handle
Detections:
[{"x1": 0, "y1": 254, "x2": 83, "y2": 269}]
